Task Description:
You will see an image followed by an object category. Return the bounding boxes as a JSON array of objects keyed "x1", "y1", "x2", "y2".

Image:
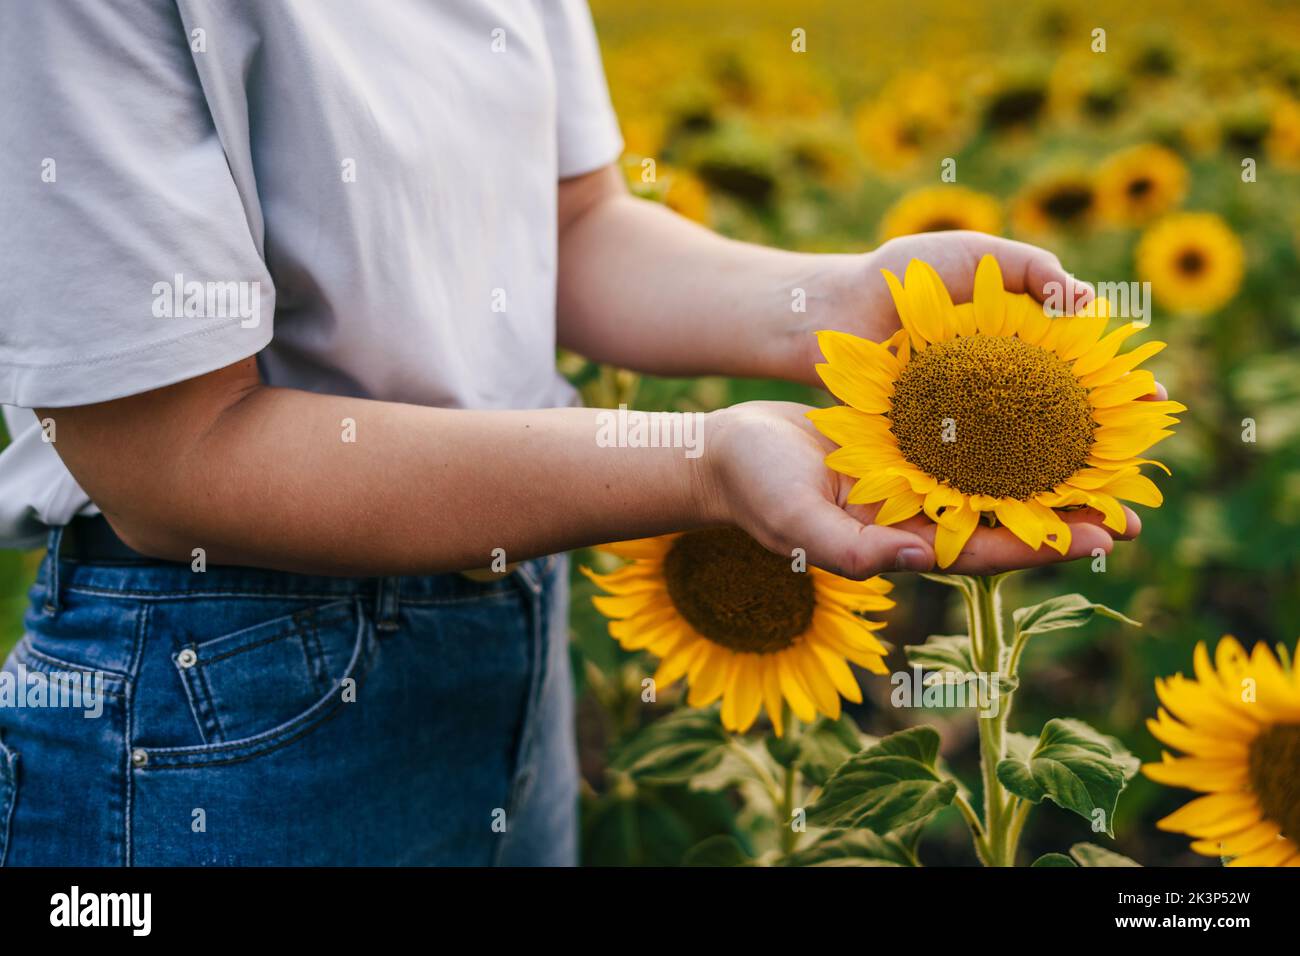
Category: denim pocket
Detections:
[
  {"x1": 168, "y1": 597, "x2": 369, "y2": 751},
  {"x1": 0, "y1": 733, "x2": 17, "y2": 866}
]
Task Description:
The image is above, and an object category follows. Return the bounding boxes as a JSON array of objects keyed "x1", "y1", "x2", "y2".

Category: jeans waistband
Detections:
[{"x1": 40, "y1": 526, "x2": 560, "y2": 606}]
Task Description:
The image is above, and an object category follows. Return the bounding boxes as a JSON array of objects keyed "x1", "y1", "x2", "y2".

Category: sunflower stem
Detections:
[
  {"x1": 778, "y1": 705, "x2": 803, "y2": 859},
  {"x1": 969, "y1": 573, "x2": 1017, "y2": 866}
]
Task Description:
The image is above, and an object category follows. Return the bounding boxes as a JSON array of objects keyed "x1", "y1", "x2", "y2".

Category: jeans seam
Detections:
[
  {"x1": 123, "y1": 601, "x2": 147, "y2": 868},
  {"x1": 494, "y1": 567, "x2": 550, "y2": 864},
  {"x1": 0, "y1": 733, "x2": 17, "y2": 867}
]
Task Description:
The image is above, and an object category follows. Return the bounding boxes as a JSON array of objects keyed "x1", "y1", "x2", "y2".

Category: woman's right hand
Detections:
[{"x1": 703, "y1": 401, "x2": 1135, "y2": 579}]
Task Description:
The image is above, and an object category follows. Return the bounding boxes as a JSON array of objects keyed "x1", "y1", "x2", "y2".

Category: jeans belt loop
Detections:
[
  {"x1": 375, "y1": 576, "x2": 401, "y2": 632},
  {"x1": 43, "y1": 525, "x2": 65, "y2": 615}
]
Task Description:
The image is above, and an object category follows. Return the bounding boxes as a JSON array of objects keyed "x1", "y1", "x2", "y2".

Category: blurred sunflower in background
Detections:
[
  {"x1": 1010, "y1": 171, "x2": 1098, "y2": 235},
  {"x1": 854, "y1": 70, "x2": 964, "y2": 173},
  {"x1": 879, "y1": 185, "x2": 1002, "y2": 241},
  {"x1": 1096, "y1": 144, "x2": 1189, "y2": 226},
  {"x1": 1267, "y1": 95, "x2": 1300, "y2": 167},
  {"x1": 624, "y1": 161, "x2": 713, "y2": 225},
  {"x1": 1144, "y1": 636, "x2": 1300, "y2": 867},
  {"x1": 1137, "y1": 212, "x2": 1245, "y2": 313},
  {"x1": 584, "y1": 529, "x2": 894, "y2": 734},
  {"x1": 810, "y1": 256, "x2": 1182, "y2": 567}
]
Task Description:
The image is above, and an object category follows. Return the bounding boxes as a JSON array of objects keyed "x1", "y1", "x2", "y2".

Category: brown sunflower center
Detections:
[
  {"x1": 1126, "y1": 176, "x2": 1155, "y2": 199},
  {"x1": 1176, "y1": 247, "x2": 1207, "y2": 277},
  {"x1": 1041, "y1": 185, "x2": 1094, "y2": 223},
  {"x1": 1248, "y1": 723, "x2": 1300, "y2": 845},
  {"x1": 888, "y1": 334, "x2": 1096, "y2": 500},
  {"x1": 662, "y1": 527, "x2": 814, "y2": 654},
  {"x1": 920, "y1": 218, "x2": 963, "y2": 232}
]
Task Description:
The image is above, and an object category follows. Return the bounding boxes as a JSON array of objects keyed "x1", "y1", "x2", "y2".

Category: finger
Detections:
[
  {"x1": 1059, "y1": 505, "x2": 1142, "y2": 541},
  {"x1": 952, "y1": 233, "x2": 1082, "y2": 306},
  {"x1": 893, "y1": 513, "x2": 1114, "y2": 575},
  {"x1": 789, "y1": 496, "x2": 935, "y2": 579},
  {"x1": 1138, "y1": 381, "x2": 1169, "y2": 401}
]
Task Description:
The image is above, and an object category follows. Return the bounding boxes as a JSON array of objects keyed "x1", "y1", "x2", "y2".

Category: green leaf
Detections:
[
  {"x1": 806, "y1": 726, "x2": 956, "y2": 833},
  {"x1": 904, "y1": 634, "x2": 974, "y2": 673},
  {"x1": 919, "y1": 573, "x2": 972, "y2": 593},
  {"x1": 784, "y1": 829, "x2": 914, "y2": 867},
  {"x1": 904, "y1": 635, "x2": 1019, "y2": 696},
  {"x1": 794, "y1": 714, "x2": 865, "y2": 787},
  {"x1": 580, "y1": 784, "x2": 747, "y2": 867},
  {"x1": 1012, "y1": 594, "x2": 1141, "y2": 638},
  {"x1": 682, "y1": 834, "x2": 755, "y2": 867},
  {"x1": 687, "y1": 741, "x2": 772, "y2": 794},
  {"x1": 996, "y1": 718, "x2": 1141, "y2": 836},
  {"x1": 609, "y1": 708, "x2": 730, "y2": 785},
  {"x1": 1031, "y1": 852, "x2": 1078, "y2": 867},
  {"x1": 1069, "y1": 843, "x2": 1142, "y2": 867}
]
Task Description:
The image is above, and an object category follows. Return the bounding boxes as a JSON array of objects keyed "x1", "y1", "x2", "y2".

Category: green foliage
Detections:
[
  {"x1": 996, "y1": 718, "x2": 1142, "y2": 837},
  {"x1": 1011, "y1": 595, "x2": 1141, "y2": 639},
  {"x1": 806, "y1": 727, "x2": 957, "y2": 833}
]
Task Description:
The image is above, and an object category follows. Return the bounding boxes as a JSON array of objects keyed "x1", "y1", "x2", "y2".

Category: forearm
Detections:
[
  {"x1": 47, "y1": 380, "x2": 721, "y2": 576},
  {"x1": 557, "y1": 192, "x2": 886, "y2": 385}
]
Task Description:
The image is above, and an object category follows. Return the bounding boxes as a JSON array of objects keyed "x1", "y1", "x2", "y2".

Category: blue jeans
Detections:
[{"x1": 0, "y1": 534, "x2": 576, "y2": 865}]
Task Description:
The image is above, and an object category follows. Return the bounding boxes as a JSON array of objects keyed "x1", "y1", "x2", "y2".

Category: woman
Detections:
[{"x1": 0, "y1": 0, "x2": 1141, "y2": 865}]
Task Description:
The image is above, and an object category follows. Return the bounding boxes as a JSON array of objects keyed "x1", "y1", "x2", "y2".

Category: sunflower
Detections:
[
  {"x1": 854, "y1": 71, "x2": 964, "y2": 173},
  {"x1": 583, "y1": 528, "x2": 895, "y2": 735},
  {"x1": 1143, "y1": 636, "x2": 1300, "y2": 867},
  {"x1": 1096, "y1": 144, "x2": 1189, "y2": 226},
  {"x1": 1010, "y1": 172, "x2": 1098, "y2": 235},
  {"x1": 624, "y1": 162, "x2": 712, "y2": 225},
  {"x1": 809, "y1": 255, "x2": 1182, "y2": 568},
  {"x1": 1137, "y1": 212, "x2": 1245, "y2": 314},
  {"x1": 879, "y1": 186, "x2": 1002, "y2": 242}
]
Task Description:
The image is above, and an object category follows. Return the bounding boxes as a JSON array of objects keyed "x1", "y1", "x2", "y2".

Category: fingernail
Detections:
[{"x1": 894, "y1": 547, "x2": 932, "y2": 571}]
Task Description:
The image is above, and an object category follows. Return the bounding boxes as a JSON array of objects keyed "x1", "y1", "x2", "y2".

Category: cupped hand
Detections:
[{"x1": 704, "y1": 401, "x2": 1139, "y2": 580}]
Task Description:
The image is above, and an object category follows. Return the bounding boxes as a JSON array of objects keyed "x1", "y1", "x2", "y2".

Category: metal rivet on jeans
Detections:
[
  {"x1": 176, "y1": 648, "x2": 198, "y2": 669},
  {"x1": 131, "y1": 749, "x2": 148, "y2": 768}
]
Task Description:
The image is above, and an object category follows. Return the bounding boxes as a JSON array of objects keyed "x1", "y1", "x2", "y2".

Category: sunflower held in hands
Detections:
[{"x1": 810, "y1": 255, "x2": 1182, "y2": 568}]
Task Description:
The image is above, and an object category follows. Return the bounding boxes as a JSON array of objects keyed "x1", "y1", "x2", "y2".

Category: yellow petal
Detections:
[
  {"x1": 1079, "y1": 340, "x2": 1167, "y2": 388},
  {"x1": 847, "y1": 472, "x2": 912, "y2": 505},
  {"x1": 973, "y1": 254, "x2": 1007, "y2": 336},
  {"x1": 994, "y1": 498, "x2": 1045, "y2": 550},
  {"x1": 934, "y1": 502, "x2": 979, "y2": 568},
  {"x1": 815, "y1": 363, "x2": 893, "y2": 413},
  {"x1": 875, "y1": 489, "x2": 926, "y2": 525},
  {"x1": 806, "y1": 405, "x2": 895, "y2": 447}
]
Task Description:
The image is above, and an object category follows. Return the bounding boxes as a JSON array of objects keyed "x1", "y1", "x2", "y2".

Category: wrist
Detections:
[
  {"x1": 763, "y1": 252, "x2": 886, "y2": 386},
  {"x1": 690, "y1": 407, "x2": 734, "y2": 527}
]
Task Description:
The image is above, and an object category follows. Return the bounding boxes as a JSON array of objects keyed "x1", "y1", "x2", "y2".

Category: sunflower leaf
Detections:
[
  {"x1": 1012, "y1": 593, "x2": 1141, "y2": 639},
  {"x1": 1069, "y1": 842, "x2": 1142, "y2": 867},
  {"x1": 682, "y1": 834, "x2": 756, "y2": 867},
  {"x1": 609, "y1": 707, "x2": 730, "y2": 785},
  {"x1": 995, "y1": 718, "x2": 1142, "y2": 836},
  {"x1": 919, "y1": 573, "x2": 974, "y2": 595},
  {"x1": 805, "y1": 726, "x2": 956, "y2": 833},
  {"x1": 904, "y1": 634, "x2": 974, "y2": 673},
  {"x1": 793, "y1": 713, "x2": 866, "y2": 786},
  {"x1": 904, "y1": 636, "x2": 1019, "y2": 697},
  {"x1": 1031, "y1": 852, "x2": 1078, "y2": 867},
  {"x1": 783, "y1": 828, "x2": 915, "y2": 867}
]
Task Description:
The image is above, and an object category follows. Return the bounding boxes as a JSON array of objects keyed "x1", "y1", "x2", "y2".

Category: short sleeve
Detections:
[
  {"x1": 539, "y1": 0, "x2": 624, "y2": 179},
  {"x1": 0, "y1": 0, "x2": 274, "y2": 408}
]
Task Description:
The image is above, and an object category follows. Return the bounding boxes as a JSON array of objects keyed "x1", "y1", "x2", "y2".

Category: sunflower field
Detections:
[
  {"x1": 2, "y1": 0, "x2": 1299, "y2": 869},
  {"x1": 564, "y1": 0, "x2": 1300, "y2": 867}
]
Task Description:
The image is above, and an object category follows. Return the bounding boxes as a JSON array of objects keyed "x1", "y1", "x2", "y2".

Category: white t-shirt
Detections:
[{"x1": 0, "y1": 0, "x2": 622, "y2": 548}]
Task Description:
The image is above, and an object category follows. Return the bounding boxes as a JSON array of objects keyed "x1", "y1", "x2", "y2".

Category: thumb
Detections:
[{"x1": 796, "y1": 498, "x2": 935, "y2": 579}]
